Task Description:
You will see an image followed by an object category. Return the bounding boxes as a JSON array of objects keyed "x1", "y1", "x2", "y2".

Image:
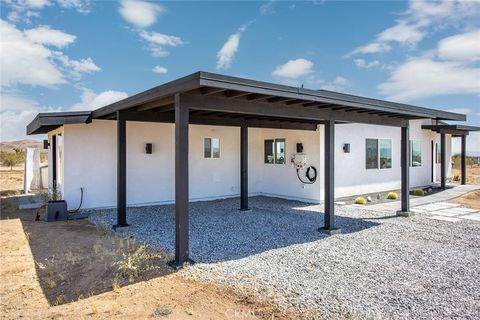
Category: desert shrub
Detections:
[
  {"x1": 414, "y1": 188, "x2": 425, "y2": 196},
  {"x1": 387, "y1": 192, "x2": 398, "y2": 200},
  {"x1": 354, "y1": 197, "x2": 366, "y2": 204},
  {"x1": 39, "y1": 183, "x2": 62, "y2": 202},
  {"x1": 97, "y1": 220, "x2": 111, "y2": 236},
  {"x1": 453, "y1": 175, "x2": 460, "y2": 182},
  {"x1": 116, "y1": 243, "x2": 150, "y2": 281},
  {"x1": 153, "y1": 306, "x2": 172, "y2": 317}
]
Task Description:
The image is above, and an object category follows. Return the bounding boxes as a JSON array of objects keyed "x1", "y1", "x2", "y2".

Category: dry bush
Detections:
[
  {"x1": 153, "y1": 306, "x2": 172, "y2": 317},
  {"x1": 115, "y1": 243, "x2": 150, "y2": 281}
]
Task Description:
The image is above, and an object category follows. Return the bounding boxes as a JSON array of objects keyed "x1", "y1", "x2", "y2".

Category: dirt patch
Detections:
[
  {"x1": 0, "y1": 207, "x2": 297, "y2": 319},
  {"x1": 452, "y1": 190, "x2": 480, "y2": 209},
  {"x1": 452, "y1": 166, "x2": 480, "y2": 185},
  {"x1": 0, "y1": 169, "x2": 24, "y2": 196}
]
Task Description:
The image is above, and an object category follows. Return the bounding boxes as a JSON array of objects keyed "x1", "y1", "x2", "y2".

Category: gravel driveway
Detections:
[{"x1": 89, "y1": 196, "x2": 480, "y2": 319}]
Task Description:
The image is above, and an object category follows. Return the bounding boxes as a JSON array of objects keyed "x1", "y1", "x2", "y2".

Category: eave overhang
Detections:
[{"x1": 27, "y1": 111, "x2": 92, "y2": 135}]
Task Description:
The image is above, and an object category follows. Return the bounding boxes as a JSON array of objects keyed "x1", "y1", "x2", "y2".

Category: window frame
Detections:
[
  {"x1": 203, "y1": 137, "x2": 220, "y2": 159},
  {"x1": 365, "y1": 138, "x2": 392, "y2": 170},
  {"x1": 410, "y1": 139, "x2": 422, "y2": 167},
  {"x1": 264, "y1": 138, "x2": 286, "y2": 165}
]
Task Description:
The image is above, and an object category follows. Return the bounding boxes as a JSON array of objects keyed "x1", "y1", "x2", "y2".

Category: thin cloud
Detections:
[
  {"x1": 354, "y1": 59, "x2": 380, "y2": 69},
  {"x1": 347, "y1": 0, "x2": 480, "y2": 57},
  {"x1": 378, "y1": 58, "x2": 480, "y2": 101},
  {"x1": 216, "y1": 25, "x2": 248, "y2": 69},
  {"x1": 139, "y1": 30, "x2": 184, "y2": 58}
]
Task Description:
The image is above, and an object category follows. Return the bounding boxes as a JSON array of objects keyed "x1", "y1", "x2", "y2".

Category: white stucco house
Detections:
[{"x1": 27, "y1": 72, "x2": 477, "y2": 266}]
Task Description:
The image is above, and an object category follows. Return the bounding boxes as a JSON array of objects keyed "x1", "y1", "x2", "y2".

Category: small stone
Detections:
[
  {"x1": 366, "y1": 196, "x2": 373, "y2": 202},
  {"x1": 377, "y1": 194, "x2": 381, "y2": 200}
]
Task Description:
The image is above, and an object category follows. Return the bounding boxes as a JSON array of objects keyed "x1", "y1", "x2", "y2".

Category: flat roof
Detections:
[
  {"x1": 422, "y1": 124, "x2": 480, "y2": 136},
  {"x1": 27, "y1": 111, "x2": 92, "y2": 135},
  {"x1": 27, "y1": 71, "x2": 468, "y2": 135}
]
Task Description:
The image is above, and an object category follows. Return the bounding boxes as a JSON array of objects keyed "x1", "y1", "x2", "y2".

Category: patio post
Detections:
[
  {"x1": 441, "y1": 132, "x2": 446, "y2": 189},
  {"x1": 240, "y1": 123, "x2": 249, "y2": 210},
  {"x1": 397, "y1": 124, "x2": 412, "y2": 216},
  {"x1": 319, "y1": 120, "x2": 340, "y2": 235},
  {"x1": 169, "y1": 93, "x2": 192, "y2": 269},
  {"x1": 461, "y1": 135, "x2": 466, "y2": 185},
  {"x1": 114, "y1": 110, "x2": 128, "y2": 229}
]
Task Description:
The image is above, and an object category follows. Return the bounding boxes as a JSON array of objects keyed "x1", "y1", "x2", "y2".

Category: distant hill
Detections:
[{"x1": 0, "y1": 140, "x2": 43, "y2": 152}]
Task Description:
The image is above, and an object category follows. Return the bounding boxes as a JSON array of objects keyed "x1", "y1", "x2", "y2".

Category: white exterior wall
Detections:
[
  {"x1": 59, "y1": 119, "x2": 453, "y2": 210},
  {"x1": 249, "y1": 128, "x2": 322, "y2": 203},
  {"x1": 334, "y1": 120, "x2": 443, "y2": 198}
]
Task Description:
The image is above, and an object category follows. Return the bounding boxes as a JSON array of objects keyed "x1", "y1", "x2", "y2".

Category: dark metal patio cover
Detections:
[
  {"x1": 422, "y1": 124, "x2": 480, "y2": 136},
  {"x1": 27, "y1": 71, "x2": 466, "y2": 135}
]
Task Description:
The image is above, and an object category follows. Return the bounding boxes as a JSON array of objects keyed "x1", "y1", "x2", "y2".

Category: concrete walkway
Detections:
[{"x1": 345, "y1": 184, "x2": 480, "y2": 214}]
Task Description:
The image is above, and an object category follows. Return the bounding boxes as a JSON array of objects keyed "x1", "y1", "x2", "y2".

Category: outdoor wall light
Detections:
[
  {"x1": 145, "y1": 143, "x2": 153, "y2": 154},
  {"x1": 43, "y1": 140, "x2": 49, "y2": 149},
  {"x1": 343, "y1": 143, "x2": 350, "y2": 153},
  {"x1": 296, "y1": 143, "x2": 304, "y2": 153}
]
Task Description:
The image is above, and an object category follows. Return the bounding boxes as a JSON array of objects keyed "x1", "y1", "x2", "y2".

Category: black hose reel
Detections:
[{"x1": 296, "y1": 166, "x2": 317, "y2": 184}]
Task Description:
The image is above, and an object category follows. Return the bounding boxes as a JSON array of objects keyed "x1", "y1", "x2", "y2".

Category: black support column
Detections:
[
  {"x1": 461, "y1": 135, "x2": 466, "y2": 185},
  {"x1": 441, "y1": 132, "x2": 446, "y2": 189},
  {"x1": 397, "y1": 125, "x2": 412, "y2": 216},
  {"x1": 319, "y1": 120, "x2": 340, "y2": 235},
  {"x1": 169, "y1": 93, "x2": 193, "y2": 269},
  {"x1": 240, "y1": 123, "x2": 249, "y2": 211},
  {"x1": 114, "y1": 111, "x2": 128, "y2": 229}
]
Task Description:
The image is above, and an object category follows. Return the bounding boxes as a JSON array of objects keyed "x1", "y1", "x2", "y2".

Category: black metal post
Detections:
[
  {"x1": 397, "y1": 125, "x2": 411, "y2": 216},
  {"x1": 240, "y1": 123, "x2": 249, "y2": 210},
  {"x1": 169, "y1": 93, "x2": 193, "y2": 269},
  {"x1": 441, "y1": 132, "x2": 446, "y2": 189},
  {"x1": 431, "y1": 140, "x2": 434, "y2": 183},
  {"x1": 51, "y1": 134, "x2": 57, "y2": 187},
  {"x1": 115, "y1": 110, "x2": 128, "y2": 228},
  {"x1": 461, "y1": 135, "x2": 466, "y2": 185},
  {"x1": 319, "y1": 120, "x2": 340, "y2": 235}
]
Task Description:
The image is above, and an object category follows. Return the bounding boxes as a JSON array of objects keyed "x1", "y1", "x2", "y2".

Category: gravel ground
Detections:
[{"x1": 89, "y1": 196, "x2": 480, "y2": 319}]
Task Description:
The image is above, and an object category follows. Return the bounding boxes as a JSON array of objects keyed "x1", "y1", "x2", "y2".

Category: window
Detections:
[
  {"x1": 366, "y1": 139, "x2": 378, "y2": 169},
  {"x1": 366, "y1": 138, "x2": 392, "y2": 169},
  {"x1": 265, "y1": 138, "x2": 286, "y2": 164},
  {"x1": 204, "y1": 138, "x2": 220, "y2": 158},
  {"x1": 410, "y1": 140, "x2": 422, "y2": 167}
]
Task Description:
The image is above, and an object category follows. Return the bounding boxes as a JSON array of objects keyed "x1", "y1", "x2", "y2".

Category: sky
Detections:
[{"x1": 0, "y1": 0, "x2": 479, "y2": 154}]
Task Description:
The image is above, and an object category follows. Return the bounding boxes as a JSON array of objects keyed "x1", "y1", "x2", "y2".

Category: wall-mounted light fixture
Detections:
[
  {"x1": 343, "y1": 143, "x2": 350, "y2": 153},
  {"x1": 296, "y1": 143, "x2": 304, "y2": 153},
  {"x1": 43, "y1": 140, "x2": 49, "y2": 149},
  {"x1": 145, "y1": 143, "x2": 153, "y2": 154}
]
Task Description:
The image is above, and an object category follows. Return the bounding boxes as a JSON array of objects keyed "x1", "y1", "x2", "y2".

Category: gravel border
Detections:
[{"x1": 88, "y1": 196, "x2": 480, "y2": 319}]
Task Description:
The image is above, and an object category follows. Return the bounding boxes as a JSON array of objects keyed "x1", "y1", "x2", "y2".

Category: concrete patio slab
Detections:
[
  {"x1": 427, "y1": 216, "x2": 463, "y2": 222},
  {"x1": 355, "y1": 184, "x2": 480, "y2": 214},
  {"x1": 461, "y1": 213, "x2": 480, "y2": 221},
  {"x1": 430, "y1": 210, "x2": 463, "y2": 217}
]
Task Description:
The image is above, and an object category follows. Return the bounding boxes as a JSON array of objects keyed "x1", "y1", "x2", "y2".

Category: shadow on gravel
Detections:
[{"x1": 89, "y1": 196, "x2": 380, "y2": 263}]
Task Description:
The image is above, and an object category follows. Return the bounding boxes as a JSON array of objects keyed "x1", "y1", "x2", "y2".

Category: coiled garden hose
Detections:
[{"x1": 296, "y1": 166, "x2": 317, "y2": 184}]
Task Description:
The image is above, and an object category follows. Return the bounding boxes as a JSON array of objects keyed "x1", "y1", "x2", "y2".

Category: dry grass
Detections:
[
  {"x1": 452, "y1": 166, "x2": 480, "y2": 185},
  {"x1": 0, "y1": 206, "x2": 300, "y2": 319}
]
